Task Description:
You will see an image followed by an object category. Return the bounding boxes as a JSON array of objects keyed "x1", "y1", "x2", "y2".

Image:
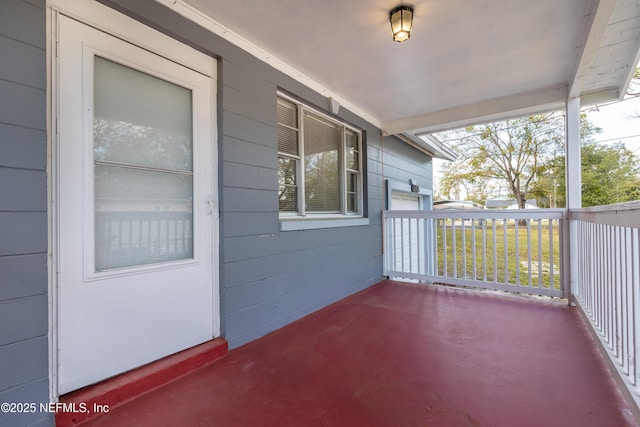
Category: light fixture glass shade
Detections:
[{"x1": 390, "y1": 6, "x2": 413, "y2": 42}]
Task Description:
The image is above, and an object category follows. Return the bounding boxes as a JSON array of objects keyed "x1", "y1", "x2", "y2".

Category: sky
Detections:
[
  {"x1": 585, "y1": 95, "x2": 640, "y2": 155},
  {"x1": 433, "y1": 94, "x2": 640, "y2": 198}
]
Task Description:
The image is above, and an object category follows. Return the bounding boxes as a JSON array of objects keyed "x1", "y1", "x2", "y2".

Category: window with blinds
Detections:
[{"x1": 277, "y1": 95, "x2": 363, "y2": 217}]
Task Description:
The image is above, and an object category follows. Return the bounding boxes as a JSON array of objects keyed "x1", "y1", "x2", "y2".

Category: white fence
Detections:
[
  {"x1": 572, "y1": 202, "x2": 640, "y2": 407},
  {"x1": 383, "y1": 209, "x2": 567, "y2": 297}
]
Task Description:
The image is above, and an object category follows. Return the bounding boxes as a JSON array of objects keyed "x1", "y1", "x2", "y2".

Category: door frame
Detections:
[
  {"x1": 47, "y1": 0, "x2": 220, "y2": 400},
  {"x1": 386, "y1": 180, "x2": 433, "y2": 211},
  {"x1": 386, "y1": 180, "x2": 434, "y2": 277}
]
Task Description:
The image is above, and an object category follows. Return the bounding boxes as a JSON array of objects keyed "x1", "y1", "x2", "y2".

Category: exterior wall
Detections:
[
  {"x1": 0, "y1": 1, "x2": 433, "y2": 417},
  {"x1": 0, "y1": 0, "x2": 52, "y2": 426},
  {"x1": 375, "y1": 136, "x2": 433, "y2": 202},
  {"x1": 103, "y1": 0, "x2": 433, "y2": 348}
]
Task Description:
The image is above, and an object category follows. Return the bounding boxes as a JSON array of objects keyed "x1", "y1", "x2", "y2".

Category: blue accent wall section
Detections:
[
  {"x1": 102, "y1": 0, "x2": 434, "y2": 349},
  {"x1": 0, "y1": 0, "x2": 52, "y2": 426}
]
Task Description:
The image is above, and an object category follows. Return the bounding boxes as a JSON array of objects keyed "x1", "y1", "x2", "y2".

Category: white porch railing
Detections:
[
  {"x1": 383, "y1": 209, "x2": 567, "y2": 298},
  {"x1": 572, "y1": 202, "x2": 640, "y2": 408},
  {"x1": 383, "y1": 203, "x2": 640, "y2": 413}
]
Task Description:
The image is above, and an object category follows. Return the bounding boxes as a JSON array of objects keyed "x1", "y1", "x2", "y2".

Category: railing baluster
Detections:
[
  {"x1": 503, "y1": 219, "x2": 508, "y2": 284},
  {"x1": 549, "y1": 218, "x2": 555, "y2": 292},
  {"x1": 622, "y1": 226, "x2": 629, "y2": 374},
  {"x1": 482, "y1": 219, "x2": 487, "y2": 282},
  {"x1": 633, "y1": 228, "x2": 640, "y2": 387},
  {"x1": 399, "y1": 217, "x2": 404, "y2": 273},
  {"x1": 607, "y1": 225, "x2": 613, "y2": 348},
  {"x1": 433, "y1": 218, "x2": 439, "y2": 276},
  {"x1": 527, "y1": 219, "x2": 532, "y2": 288},
  {"x1": 537, "y1": 219, "x2": 543, "y2": 289},
  {"x1": 461, "y1": 218, "x2": 467, "y2": 279},
  {"x1": 492, "y1": 219, "x2": 498, "y2": 283},
  {"x1": 515, "y1": 218, "x2": 520, "y2": 286},
  {"x1": 452, "y1": 218, "x2": 458, "y2": 278},
  {"x1": 471, "y1": 219, "x2": 477, "y2": 281},
  {"x1": 442, "y1": 218, "x2": 448, "y2": 277},
  {"x1": 615, "y1": 226, "x2": 622, "y2": 362}
]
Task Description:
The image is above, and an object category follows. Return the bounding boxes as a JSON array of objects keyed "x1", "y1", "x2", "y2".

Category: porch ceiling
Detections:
[{"x1": 179, "y1": 0, "x2": 640, "y2": 137}]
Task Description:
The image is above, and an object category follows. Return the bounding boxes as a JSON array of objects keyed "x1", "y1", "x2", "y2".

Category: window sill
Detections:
[{"x1": 279, "y1": 216, "x2": 369, "y2": 231}]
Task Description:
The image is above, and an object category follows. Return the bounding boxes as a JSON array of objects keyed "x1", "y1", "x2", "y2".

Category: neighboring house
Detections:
[
  {"x1": 485, "y1": 197, "x2": 517, "y2": 209},
  {"x1": 485, "y1": 197, "x2": 538, "y2": 209},
  {"x1": 433, "y1": 200, "x2": 484, "y2": 210},
  {"x1": 2, "y1": 0, "x2": 639, "y2": 426}
]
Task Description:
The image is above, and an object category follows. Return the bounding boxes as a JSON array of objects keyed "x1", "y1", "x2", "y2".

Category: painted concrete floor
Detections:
[{"x1": 84, "y1": 281, "x2": 637, "y2": 427}]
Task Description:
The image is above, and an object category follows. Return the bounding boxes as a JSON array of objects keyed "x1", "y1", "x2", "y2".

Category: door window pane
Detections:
[
  {"x1": 94, "y1": 56, "x2": 194, "y2": 271},
  {"x1": 94, "y1": 166, "x2": 193, "y2": 271},
  {"x1": 94, "y1": 56, "x2": 192, "y2": 171}
]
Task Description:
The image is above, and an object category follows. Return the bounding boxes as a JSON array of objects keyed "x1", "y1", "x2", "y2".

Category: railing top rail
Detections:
[
  {"x1": 571, "y1": 203, "x2": 640, "y2": 228},
  {"x1": 383, "y1": 209, "x2": 566, "y2": 220},
  {"x1": 571, "y1": 200, "x2": 640, "y2": 213}
]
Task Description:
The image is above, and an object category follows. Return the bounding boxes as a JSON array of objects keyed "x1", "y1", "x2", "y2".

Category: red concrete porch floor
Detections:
[{"x1": 82, "y1": 280, "x2": 637, "y2": 427}]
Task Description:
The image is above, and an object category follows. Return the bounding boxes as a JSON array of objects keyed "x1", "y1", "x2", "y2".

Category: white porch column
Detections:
[
  {"x1": 565, "y1": 97, "x2": 582, "y2": 209},
  {"x1": 565, "y1": 97, "x2": 581, "y2": 302}
]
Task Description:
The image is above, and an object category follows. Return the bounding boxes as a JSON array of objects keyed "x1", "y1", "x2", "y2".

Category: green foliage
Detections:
[
  {"x1": 626, "y1": 67, "x2": 640, "y2": 97},
  {"x1": 435, "y1": 112, "x2": 614, "y2": 207},
  {"x1": 436, "y1": 113, "x2": 568, "y2": 207},
  {"x1": 436, "y1": 220, "x2": 561, "y2": 289},
  {"x1": 542, "y1": 142, "x2": 640, "y2": 207}
]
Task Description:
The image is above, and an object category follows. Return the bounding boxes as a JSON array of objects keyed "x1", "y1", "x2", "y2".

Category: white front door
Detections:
[{"x1": 57, "y1": 15, "x2": 218, "y2": 394}]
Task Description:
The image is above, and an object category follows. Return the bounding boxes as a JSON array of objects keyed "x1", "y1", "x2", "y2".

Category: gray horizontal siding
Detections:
[
  {"x1": 221, "y1": 111, "x2": 276, "y2": 149},
  {"x1": 103, "y1": 0, "x2": 433, "y2": 350},
  {"x1": 223, "y1": 161, "x2": 276, "y2": 191},
  {"x1": 224, "y1": 240, "x2": 380, "y2": 314},
  {"x1": 223, "y1": 225, "x2": 379, "y2": 263},
  {"x1": 0, "y1": 125, "x2": 46, "y2": 170},
  {"x1": 0, "y1": 295, "x2": 48, "y2": 348},
  {"x1": 0, "y1": 35, "x2": 46, "y2": 89},
  {"x1": 0, "y1": 80, "x2": 46, "y2": 130},
  {"x1": 224, "y1": 235, "x2": 379, "y2": 289},
  {"x1": 223, "y1": 187, "x2": 277, "y2": 212},
  {"x1": 221, "y1": 137, "x2": 276, "y2": 169},
  {"x1": 0, "y1": 0, "x2": 46, "y2": 49},
  {"x1": 0, "y1": 212, "x2": 47, "y2": 256},
  {"x1": 0, "y1": 254, "x2": 47, "y2": 301},
  {"x1": 0, "y1": 378, "x2": 51, "y2": 427},
  {"x1": 0, "y1": 1, "x2": 50, "y2": 425},
  {"x1": 0, "y1": 169, "x2": 46, "y2": 211},
  {"x1": 0, "y1": 337, "x2": 49, "y2": 392}
]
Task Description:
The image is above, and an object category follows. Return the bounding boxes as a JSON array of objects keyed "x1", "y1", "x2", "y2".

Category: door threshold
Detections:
[{"x1": 55, "y1": 338, "x2": 228, "y2": 427}]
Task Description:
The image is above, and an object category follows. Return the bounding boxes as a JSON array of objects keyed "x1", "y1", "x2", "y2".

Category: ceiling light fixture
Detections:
[{"x1": 390, "y1": 6, "x2": 414, "y2": 42}]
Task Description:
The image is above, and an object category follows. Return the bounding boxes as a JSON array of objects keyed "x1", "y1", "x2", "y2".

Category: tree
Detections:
[
  {"x1": 436, "y1": 113, "x2": 568, "y2": 208},
  {"x1": 626, "y1": 67, "x2": 640, "y2": 97},
  {"x1": 436, "y1": 112, "x2": 601, "y2": 208},
  {"x1": 438, "y1": 160, "x2": 490, "y2": 204},
  {"x1": 541, "y1": 142, "x2": 640, "y2": 207}
]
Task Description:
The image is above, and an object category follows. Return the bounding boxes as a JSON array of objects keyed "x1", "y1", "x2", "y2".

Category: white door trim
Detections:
[
  {"x1": 48, "y1": 0, "x2": 219, "y2": 400},
  {"x1": 386, "y1": 180, "x2": 433, "y2": 211}
]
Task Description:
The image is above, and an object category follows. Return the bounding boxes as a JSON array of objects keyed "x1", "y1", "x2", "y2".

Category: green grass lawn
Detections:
[{"x1": 434, "y1": 219, "x2": 562, "y2": 290}]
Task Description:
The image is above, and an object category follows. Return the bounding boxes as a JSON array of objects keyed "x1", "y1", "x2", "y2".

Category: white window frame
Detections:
[{"x1": 277, "y1": 93, "x2": 368, "y2": 231}]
